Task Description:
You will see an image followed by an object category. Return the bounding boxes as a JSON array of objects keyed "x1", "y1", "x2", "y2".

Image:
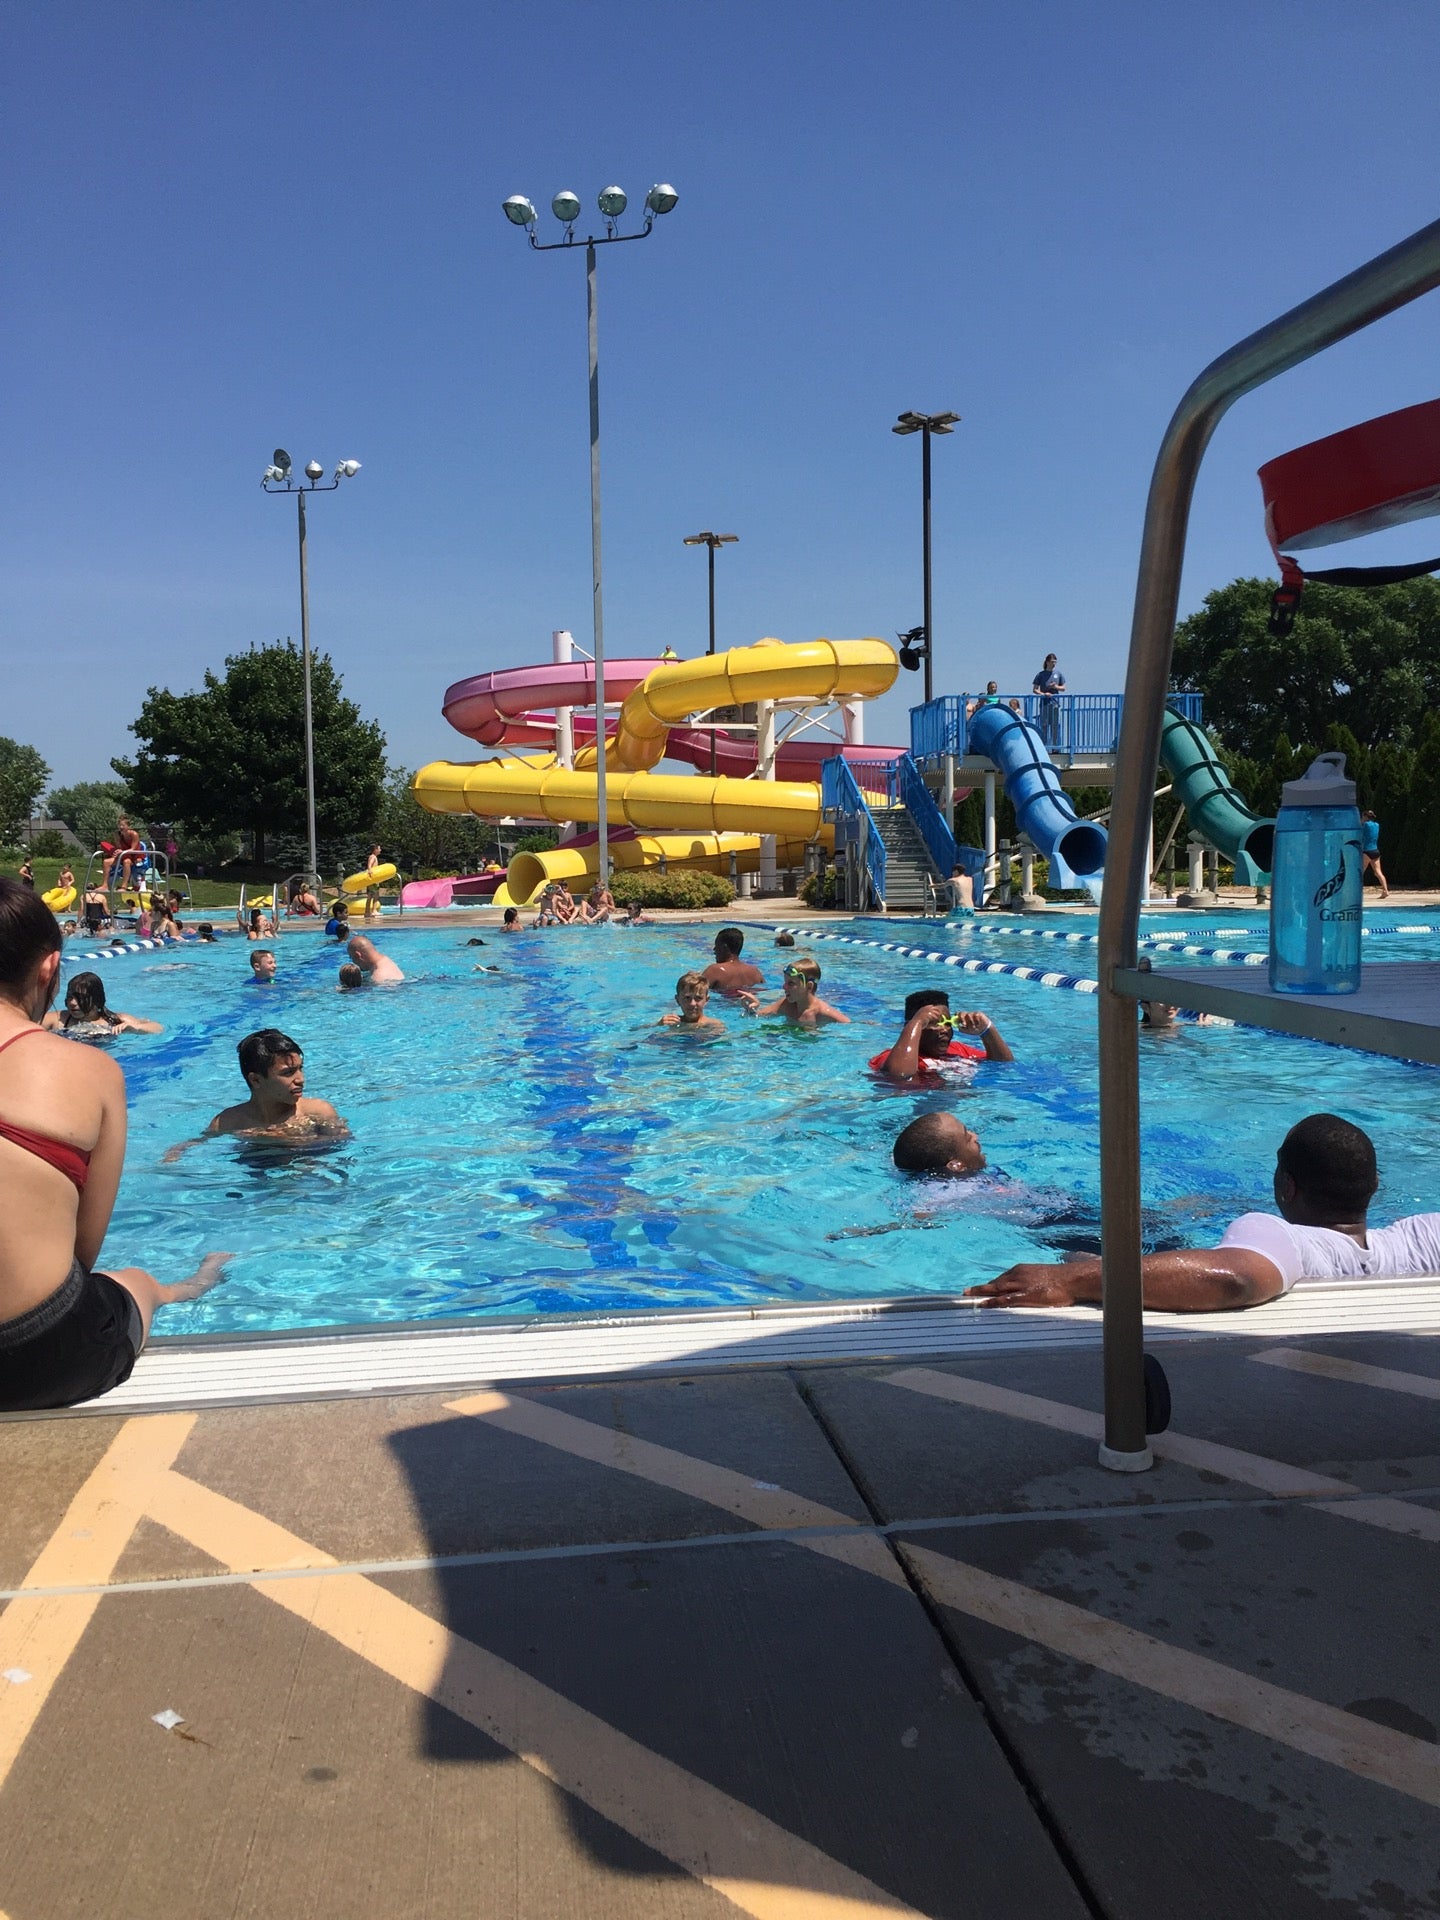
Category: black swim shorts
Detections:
[{"x1": 0, "y1": 1261, "x2": 143, "y2": 1412}]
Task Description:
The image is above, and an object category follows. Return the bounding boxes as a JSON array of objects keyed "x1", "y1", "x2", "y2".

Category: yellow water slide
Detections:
[{"x1": 413, "y1": 638, "x2": 897, "y2": 903}]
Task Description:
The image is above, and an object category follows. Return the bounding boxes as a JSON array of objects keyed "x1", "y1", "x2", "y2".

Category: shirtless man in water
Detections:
[
  {"x1": 347, "y1": 934, "x2": 404, "y2": 983},
  {"x1": 0, "y1": 878, "x2": 229, "y2": 1411},
  {"x1": 701, "y1": 926, "x2": 764, "y2": 996},
  {"x1": 175, "y1": 1028, "x2": 349, "y2": 1153}
]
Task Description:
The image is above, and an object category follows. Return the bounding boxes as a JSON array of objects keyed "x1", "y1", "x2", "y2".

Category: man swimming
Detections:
[
  {"x1": 701, "y1": 926, "x2": 764, "y2": 996},
  {"x1": 174, "y1": 1028, "x2": 349, "y2": 1154},
  {"x1": 346, "y1": 934, "x2": 404, "y2": 983}
]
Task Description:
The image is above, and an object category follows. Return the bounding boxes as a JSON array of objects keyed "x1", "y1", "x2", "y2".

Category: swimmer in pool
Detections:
[
  {"x1": 337, "y1": 964, "x2": 365, "y2": 992},
  {"x1": 658, "y1": 971, "x2": 725, "y2": 1035},
  {"x1": 871, "y1": 991, "x2": 1013, "y2": 1079},
  {"x1": 737, "y1": 956, "x2": 849, "y2": 1027},
  {"x1": 346, "y1": 934, "x2": 404, "y2": 983},
  {"x1": 249, "y1": 948, "x2": 277, "y2": 984},
  {"x1": 167, "y1": 1029, "x2": 349, "y2": 1158},
  {"x1": 43, "y1": 971, "x2": 163, "y2": 1038},
  {"x1": 701, "y1": 926, "x2": 764, "y2": 996},
  {"x1": 501, "y1": 908, "x2": 523, "y2": 933},
  {"x1": 619, "y1": 899, "x2": 652, "y2": 926}
]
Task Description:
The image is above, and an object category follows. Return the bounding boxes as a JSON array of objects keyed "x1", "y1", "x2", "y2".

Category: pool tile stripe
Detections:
[
  {"x1": 143, "y1": 1468, "x2": 926, "y2": 1920},
  {"x1": 1252, "y1": 1346, "x2": 1440, "y2": 1401}
]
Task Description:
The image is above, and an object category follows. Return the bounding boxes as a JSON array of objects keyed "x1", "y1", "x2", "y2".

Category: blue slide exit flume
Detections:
[{"x1": 966, "y1": 704, "x2": 1109, "y2": 876}]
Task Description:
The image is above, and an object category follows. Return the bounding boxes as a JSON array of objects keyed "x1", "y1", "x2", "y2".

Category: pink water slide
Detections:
[{"x1": 440, "y1": 657, "x2": 904, "y2": 779}]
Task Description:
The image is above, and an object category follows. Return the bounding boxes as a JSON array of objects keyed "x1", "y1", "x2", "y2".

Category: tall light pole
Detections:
[
  {"x1": 503, "y1": 182, "x2": 679, "y2": 884},
  {"x1": 892, "y1": 409, "x2": 960, "y2": 704},
  {"x1": 262, "y1": 450, "x2": 361, "y2": 881},
  {"x1": 683, "y1": 530, "x2": 738, "y2": 775}
]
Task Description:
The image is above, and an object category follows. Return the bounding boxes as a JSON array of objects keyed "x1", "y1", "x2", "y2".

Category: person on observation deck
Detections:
[{"x1": 1032, "y1": 654, "x2": 1066, "y2": 745}]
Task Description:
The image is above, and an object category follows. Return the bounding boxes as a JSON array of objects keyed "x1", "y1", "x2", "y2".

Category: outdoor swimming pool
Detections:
[{"x1": 70, "y1": 914, "x2": 1440, "y2": 1337}]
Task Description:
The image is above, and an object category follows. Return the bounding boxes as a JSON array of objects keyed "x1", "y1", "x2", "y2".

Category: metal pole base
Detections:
[{"x1": 1097, "y1": 1443, "x2": 1154, "y2": 1474}]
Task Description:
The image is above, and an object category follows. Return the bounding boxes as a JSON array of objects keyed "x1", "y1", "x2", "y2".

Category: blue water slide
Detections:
[{"x1": 965, "y1": 705, "x2": 1108, "y2": 878}]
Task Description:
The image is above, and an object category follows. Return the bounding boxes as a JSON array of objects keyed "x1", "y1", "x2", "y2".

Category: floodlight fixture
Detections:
[
  {"x1": 551, "y1": 190, "x2": 581, "y2": 225},
  {"x1": 597, "y1": 185, "x2": 627, "y2": 218},
  {"x1": 682, "y1": 532, "x2": 738, "y2": 547},
  {"x1": 304, "y1": 459, "x2": 324, "y2": 481},
  {"x1": 273, "y1": 448, "x2": 293, "y2": 476},
  {"x1": 645, "y1": 183, "x2": 679, "y2": 217},
  {"x1": 893, "y1": 409, "x2": 961, "y2": 435},
  {"x1": 336, "y1": 459, "x2": 361, "y2": 478},
  {"x1": 502, "y1": 194, "x2": 538, "y2": 227},
  {"x1": 897, "y1": 626, "x2": 929, "y2": 672}
]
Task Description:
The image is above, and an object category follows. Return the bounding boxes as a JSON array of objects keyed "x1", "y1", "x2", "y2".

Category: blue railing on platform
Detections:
[
  {"x1": 820, "y1": 755, "x2": 885, "y2": 908},
  {"x1": 910, "y1": 691, "x2": 1204, "y2": 764},
  {"x1": 895, "y1": 753, "x2": 956, "y2": 880}
]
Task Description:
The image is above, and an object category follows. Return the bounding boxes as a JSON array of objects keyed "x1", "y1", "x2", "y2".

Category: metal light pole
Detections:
[
  {"x1": 262, "y1": 451, "x2": 361, "y2": 881},
  {"x1": 683, "y1": 530, "x2": 738, "y2": 774},
  {"x1": 892, "y1": 410, "x2": 960, "y2": 704},
  {"x1": 503, "y1": 183, "x2": 679, "y2": 884}
]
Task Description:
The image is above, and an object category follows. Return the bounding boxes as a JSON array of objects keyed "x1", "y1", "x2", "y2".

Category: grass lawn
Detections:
[{"x1": 2, "y1": 856, "x2": 253, "y2": 911}]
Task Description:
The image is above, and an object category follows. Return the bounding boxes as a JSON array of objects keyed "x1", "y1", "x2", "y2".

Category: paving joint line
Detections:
[
  {"x1": 787, "y1": 1368, "x2": 1113, "y2": 1920},
  {"x1": 8, "y1": 1476, "x2": 1440, "y2": 1603}
]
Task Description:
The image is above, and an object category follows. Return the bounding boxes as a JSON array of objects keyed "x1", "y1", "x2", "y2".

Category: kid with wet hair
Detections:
[
  {"x1": 738, "y1": 956, "x2": 849, "y2": 1027},
  {"x1": 658, "y1": 970, "x2": 725, "y2": 1035}
]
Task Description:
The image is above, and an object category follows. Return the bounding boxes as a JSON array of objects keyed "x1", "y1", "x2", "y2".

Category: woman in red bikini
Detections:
[{"x1": 0, "y1": 880, "x2": 229, "y2": 1411}]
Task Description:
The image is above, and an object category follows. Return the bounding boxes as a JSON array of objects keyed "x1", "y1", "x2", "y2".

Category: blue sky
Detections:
[{"x1": 5, "y1": 1, "x2": 1439, "y2": 789}]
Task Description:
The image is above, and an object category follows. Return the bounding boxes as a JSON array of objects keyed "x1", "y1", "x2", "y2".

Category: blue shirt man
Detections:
[{"x1": 1033, "y1": 653, "x2": 1065, "y2": 743}]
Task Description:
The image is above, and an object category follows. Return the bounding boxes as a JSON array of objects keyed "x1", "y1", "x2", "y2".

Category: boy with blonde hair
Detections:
[{"x1": 658, "y1": 970, "x2": 725, "y2": 1035}]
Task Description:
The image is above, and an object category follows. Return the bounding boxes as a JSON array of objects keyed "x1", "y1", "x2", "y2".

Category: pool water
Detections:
[{"x1": 74, "y1": 916, "x2": 1440, "y2": 1336}]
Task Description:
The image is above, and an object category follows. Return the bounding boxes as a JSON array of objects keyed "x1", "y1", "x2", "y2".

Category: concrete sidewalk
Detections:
[{"x1": 3, "y1": 1332, "x2": 1438, "y2": 1918}]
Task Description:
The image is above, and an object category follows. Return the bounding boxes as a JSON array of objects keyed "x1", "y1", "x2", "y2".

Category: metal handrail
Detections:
[
  {"x1": 910, "y1": 691, "x2": 1205, "y2": 763},
  {"x1": 821, "y1": 755, "x2": 886, "y2": 909},
  {"x1": 895, "y1": 752, "x2": 957, "y2": 879},
  {"x1": 1097, "y1": 216, "x2": 1440, "y2": 1471}
]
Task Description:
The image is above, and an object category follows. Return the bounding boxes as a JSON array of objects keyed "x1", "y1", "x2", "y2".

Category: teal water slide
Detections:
[{"x1": 1158, "y1": 707, "x2": 1275, "y2": 881}]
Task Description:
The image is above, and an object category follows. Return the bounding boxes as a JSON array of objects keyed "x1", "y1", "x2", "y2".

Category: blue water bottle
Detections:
[{"x1": 1268, "y1": 751, "x2": 1363, "y2": 994}]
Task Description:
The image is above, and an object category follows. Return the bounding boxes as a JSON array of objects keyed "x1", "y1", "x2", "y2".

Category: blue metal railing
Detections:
[
  {"x1": 820, "y1": 755, "x2": 885, "y2": 908},
  {"x1": 895, "y1": 752, "x2": 956, "y2": 880},
  {"x1": 909, "y1": 691, "x2": 1204, "y2": 764}
]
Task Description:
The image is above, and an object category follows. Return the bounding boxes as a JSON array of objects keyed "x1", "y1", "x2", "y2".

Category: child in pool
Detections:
[
  {"x1": 738, "y1": 956, "x2": 849, "y2": 1027},
  {"x1": 657, "y1": 971, "x2": 725, "y2": 1035}
]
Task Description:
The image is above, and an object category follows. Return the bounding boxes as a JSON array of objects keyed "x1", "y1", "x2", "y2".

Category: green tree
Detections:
[
  {"x1": 1171, "y1": 575, "x2": 1440, "y2": 760},
  {"x1": 47, "y1": 779, "x2": 131, "y2": 850},
  {"x1": 0, "y1": 737, "x2": 51, "y2": 847},
  {"x1": 115, "y1": 643, "x2": 386, "y2": 864},
  {"x1": 374, "y1": 766, "x2": 504, "y2": 875}
]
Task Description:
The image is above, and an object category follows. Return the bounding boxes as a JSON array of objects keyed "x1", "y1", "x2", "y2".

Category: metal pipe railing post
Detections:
[{"x1": 1097, "y1": 216, "x2": 1440, "y2": 1471}]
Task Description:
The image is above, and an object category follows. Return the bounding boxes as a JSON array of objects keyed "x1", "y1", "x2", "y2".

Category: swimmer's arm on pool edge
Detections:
[{"x1": 970, "y1": 1246, "x2": 1285, "y2": 1313}]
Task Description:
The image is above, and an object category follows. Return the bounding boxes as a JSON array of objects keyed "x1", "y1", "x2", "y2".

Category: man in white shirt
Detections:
[{"x1": 972, "y1": 1113, "x2": 1440, "y2": 1312}]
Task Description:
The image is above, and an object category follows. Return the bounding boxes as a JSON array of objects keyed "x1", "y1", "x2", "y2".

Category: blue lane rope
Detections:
[{"x1": 769, "y1": 925, "x2": 1100, "y2": 994}]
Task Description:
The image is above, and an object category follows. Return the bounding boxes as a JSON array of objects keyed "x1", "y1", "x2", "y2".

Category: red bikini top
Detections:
[{"x1": 0, "y1": 1030, "x2": 92, "y2": 1191}]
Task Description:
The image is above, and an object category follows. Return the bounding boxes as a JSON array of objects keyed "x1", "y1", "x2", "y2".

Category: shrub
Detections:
[
  {"x1": 610, "y1": 870, "x2": 734, "y2": 908},
  {"x1": 800, "y1": 869, "x2": 843, "y2": 907}
]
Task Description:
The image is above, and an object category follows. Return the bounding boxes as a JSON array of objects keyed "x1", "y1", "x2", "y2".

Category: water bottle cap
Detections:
[{"x1": 1280, "y1": 751, "x2": 1357, "y2": 809}]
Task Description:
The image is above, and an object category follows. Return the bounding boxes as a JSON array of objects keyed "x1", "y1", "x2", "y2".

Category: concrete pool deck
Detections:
[{"x1": 4, "y1": 1325, "x2": 1439, "y2": 1917}]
